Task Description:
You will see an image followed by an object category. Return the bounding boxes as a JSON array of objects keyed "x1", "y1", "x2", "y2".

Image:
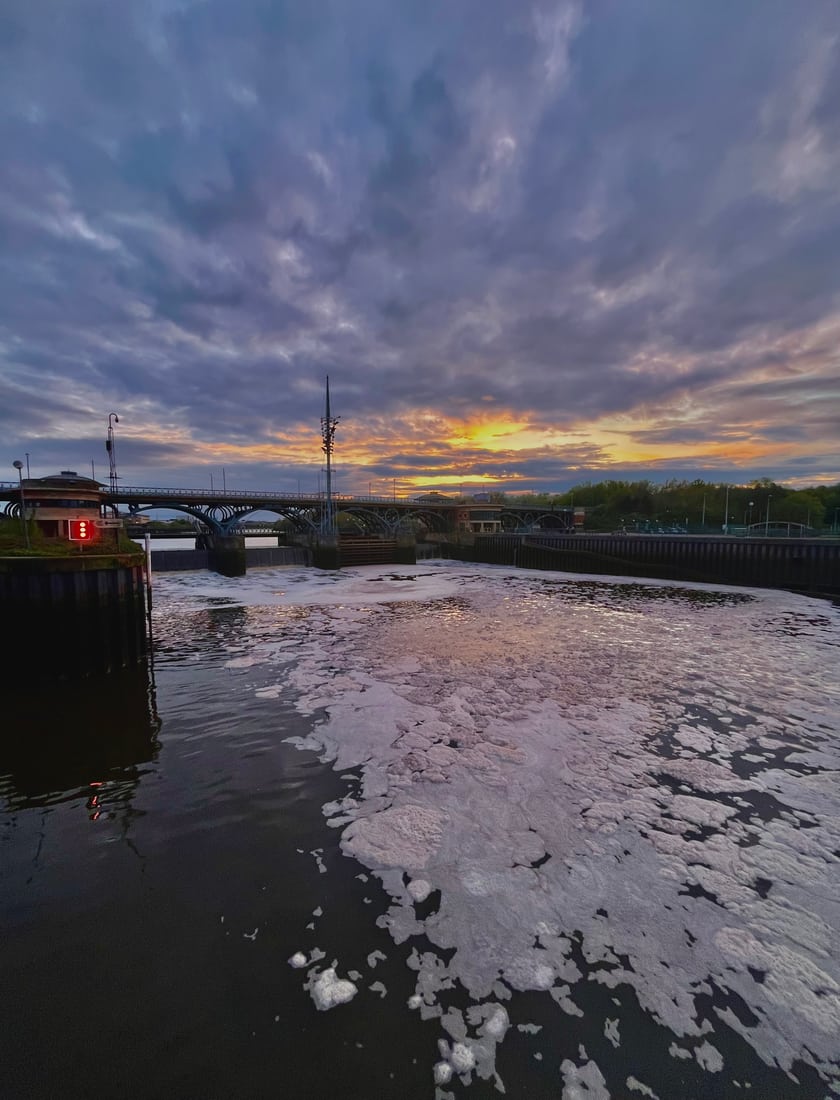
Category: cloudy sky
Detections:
[{"x1": 2, "y1": 0, "x2": 839, "y2": 496}]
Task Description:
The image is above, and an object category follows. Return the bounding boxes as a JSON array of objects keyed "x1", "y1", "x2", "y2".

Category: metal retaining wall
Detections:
[
  {"x1": 447, "y1": 534, "x2": 840, "y2": 594},
  {"x1": 0, "y1": 555, "x2": 148, "y2": 679}
]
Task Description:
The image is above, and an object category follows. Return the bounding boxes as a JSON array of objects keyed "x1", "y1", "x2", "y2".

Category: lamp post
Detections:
[
  {"x1": 744, "y1": 500, "x2": 754, "y2": 528},
  {"x1": 723, "y1": 484, "x2": 730, "y2": 534},
  {"x1": 765, "y1": 495, "x2": 772, "y2": 535},
  {"x1": 13, "y1": 460, "x2": 30, "y2": 549}
]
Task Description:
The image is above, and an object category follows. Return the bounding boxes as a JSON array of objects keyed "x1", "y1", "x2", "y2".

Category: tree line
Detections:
[{"x1": 486, "y1": 478, "x2": 840, "y2": 533}]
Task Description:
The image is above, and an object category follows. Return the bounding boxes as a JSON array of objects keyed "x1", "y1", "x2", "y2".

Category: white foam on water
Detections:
[
  {"x1": 517, "y1": 1023, "x2": 542, "y2": 1035},
  {"x1": 433, "y1": 1061, "x2": 452, "y2": 1084},
  {"x1": 694, "y1": 1040, "x2": 724, "y2": 1073},
  {"x1": 449, "y1": 1041, "x2": 475, "y2": 1074},
  {"x1": 159, "y1": 563, "x2": 840, "y2": 1090},
  {"x1": 307, "y1": 966, "x2": 358, "y2": 1011},
  {"x1": 407, "y1": 878, "x2": 433, "y2": 902},
  {"x1": 561, "y1": 1049, "x2": 611, "y2": 1099},
  {"x1": 626, "y1": 1076, "x2": 658, "y2": 1098},
  {"x1": 604, "y1": 1018, "x2": 620, "y2": 1048}
]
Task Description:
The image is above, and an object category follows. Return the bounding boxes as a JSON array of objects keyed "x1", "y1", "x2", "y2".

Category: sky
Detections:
[{"x1": 2, "y1": 0, "x2": 840, "y2": 498}]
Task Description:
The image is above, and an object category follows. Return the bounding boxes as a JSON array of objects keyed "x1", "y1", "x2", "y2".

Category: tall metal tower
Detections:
[
  {"x1": 320, "y1": 376, "x2": 340, "y2": 535},
  {"x1": 106, "y1": 413, "x2": 119, "y2": 493}
]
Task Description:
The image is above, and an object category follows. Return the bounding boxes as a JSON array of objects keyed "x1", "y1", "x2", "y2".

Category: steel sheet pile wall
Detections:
[
  {"x1": 447, "y1": 535, "x2": 840, "y2": 594},
  {"x1": 0, "y1": 556, "x2": 148, "y2": 679}
]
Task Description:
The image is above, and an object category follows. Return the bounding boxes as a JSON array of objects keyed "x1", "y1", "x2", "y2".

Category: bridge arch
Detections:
[
  {"x1": 335, "y1": 506, "x2": 392, "y2": 534},
  {"x1": 499, "y1": 509, "x2": 573, "y2": 533},
  {"x1": 126, "y1": 502, "x2": 323, "y2": 536},
  {"x1": 126, "y1": 502, "x2": 226, "y2": 535},
  {"x1": 403, "y1": 508, "x2": 450, "y2": 534},
  {"x1": 221, "y1": 504, "x2": 321, "y2": 535}
]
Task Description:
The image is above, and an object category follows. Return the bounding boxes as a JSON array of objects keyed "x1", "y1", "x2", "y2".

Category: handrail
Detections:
[{"x1": 104, "y1": 487, "x2": 404, "y2": 503}]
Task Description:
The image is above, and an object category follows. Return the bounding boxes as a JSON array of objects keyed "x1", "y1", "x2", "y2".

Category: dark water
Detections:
[
  {"x1": 0, "y1": 633, "x2": 439, "y2": 1098},
  {"x1": 0, "y1": 588, "x2": 834, "y2": 1099}
]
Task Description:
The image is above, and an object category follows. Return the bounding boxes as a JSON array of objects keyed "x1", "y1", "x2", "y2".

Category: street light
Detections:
[
  {"x1": 765, "y1": 494, "x2": 772, "y2": 535},
  {"x1": 12, "y1": 460, "x2": 30, "y2": 549}
]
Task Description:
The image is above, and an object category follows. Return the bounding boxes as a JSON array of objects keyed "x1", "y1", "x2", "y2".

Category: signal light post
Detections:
[{"x1": 69, "y1": 518, "x2": 95, "y2": 542}]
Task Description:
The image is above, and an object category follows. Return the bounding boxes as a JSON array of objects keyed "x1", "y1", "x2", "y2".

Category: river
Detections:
[{"x1": 2, "y1": 562, "x2": 838, "y2": 1099}]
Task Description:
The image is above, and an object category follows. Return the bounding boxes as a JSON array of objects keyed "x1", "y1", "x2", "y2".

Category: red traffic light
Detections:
[{"x1": 68, "y1": 519, "x2": 95, "y2": 541}]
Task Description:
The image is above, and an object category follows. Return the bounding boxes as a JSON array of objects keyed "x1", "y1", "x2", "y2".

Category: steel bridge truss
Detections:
[{"x1": 124, "y1": 501, "x2": 450, "y2": 538}]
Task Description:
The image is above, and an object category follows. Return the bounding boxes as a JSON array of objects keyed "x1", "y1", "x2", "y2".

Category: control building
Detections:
[{"x1": 17, "y1": 471, "x2": 103, "y2": 540}]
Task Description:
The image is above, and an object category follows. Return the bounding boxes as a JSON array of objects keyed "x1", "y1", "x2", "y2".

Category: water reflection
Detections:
[{"x1": 0, "y1": 664, "x2": 161, "y2": 815}]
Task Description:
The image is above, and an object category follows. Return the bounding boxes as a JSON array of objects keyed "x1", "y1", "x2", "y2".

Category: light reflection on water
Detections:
[{"x1": 0, "y1": 565, "x2": 837, "y2": 1099}]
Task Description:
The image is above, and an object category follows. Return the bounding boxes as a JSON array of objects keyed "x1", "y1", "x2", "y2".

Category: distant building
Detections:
[
  {"x1": 456, "y1": 506, "x2": 502, "y2": 534},
  {"x1": 414, "y1": 491, "x2": 452, "y2": 503}
]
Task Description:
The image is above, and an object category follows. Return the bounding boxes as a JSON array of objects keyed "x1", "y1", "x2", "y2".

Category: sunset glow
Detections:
[{"x1": 1, "y1": 2, "x2": 838, "y2": 495}]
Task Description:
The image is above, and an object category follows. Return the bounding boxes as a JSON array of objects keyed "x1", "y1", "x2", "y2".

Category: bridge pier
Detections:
[
  {"x1": 395, "y1": 531, "x2": 417, "y2": 564},
  {"x1": 206, "y1": 534, "x2": 247, "y2": 577},
  {"x1": 312, "y1": 535, "x2": 340, "y2": 570}
]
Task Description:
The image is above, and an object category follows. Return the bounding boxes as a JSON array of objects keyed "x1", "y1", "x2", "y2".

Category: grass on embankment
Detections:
[{"x1": 0, "y1": 518, "x2": 143, "y2": 560}]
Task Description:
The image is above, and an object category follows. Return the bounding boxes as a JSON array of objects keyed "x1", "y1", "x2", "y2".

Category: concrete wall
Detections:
[{"x1": 149, "y1": 546, "x2": 309, "y2": 572}]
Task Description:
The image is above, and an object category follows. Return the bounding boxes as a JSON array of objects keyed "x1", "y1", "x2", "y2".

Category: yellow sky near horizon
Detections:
[{"x1": 104, "y1": 401, "x2": 838, "y2": 491}]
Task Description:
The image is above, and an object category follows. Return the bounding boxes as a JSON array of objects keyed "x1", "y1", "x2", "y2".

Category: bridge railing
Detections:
[{"x1": 108, "y1": 486, "x2": 405, "y2": 503}]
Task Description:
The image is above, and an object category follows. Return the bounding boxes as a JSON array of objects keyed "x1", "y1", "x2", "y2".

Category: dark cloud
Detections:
[{"x1": 1, "y1": 0, "x2": 839, "y2": 490}]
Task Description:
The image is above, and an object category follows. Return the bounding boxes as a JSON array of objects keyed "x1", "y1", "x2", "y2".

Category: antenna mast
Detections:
[
  {"x1": 106, "y1": 413, "x2": 120, "y2": 494},
  {"x1": 320, "y1": 376, "x2": 340, "y2": 535}
]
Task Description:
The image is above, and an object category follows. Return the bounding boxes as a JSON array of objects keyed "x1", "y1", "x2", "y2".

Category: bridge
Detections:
[{"x1": 0, "y1": 482, "x2": 576, "y2": 537}]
